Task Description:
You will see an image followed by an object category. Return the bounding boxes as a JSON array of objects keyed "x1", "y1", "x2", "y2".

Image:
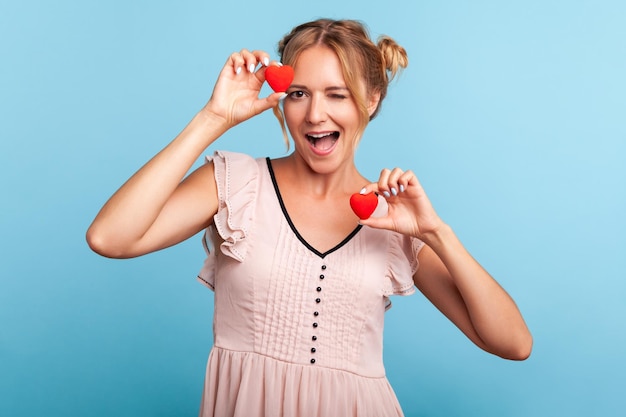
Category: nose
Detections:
[{"x1": 305, "y1": 94, "x2": 327, "y2": 125}]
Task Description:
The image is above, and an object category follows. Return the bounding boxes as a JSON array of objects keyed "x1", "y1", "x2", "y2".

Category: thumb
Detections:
[
  {"x1": 260, "y1": 92, "x2": 287, "y2": 112},
  {"x1": 245, "y1": 93, "x2": 286, "y2": 120},
  {"x1": 359, "y1": 213, "x2": 393, "y2": 230}
]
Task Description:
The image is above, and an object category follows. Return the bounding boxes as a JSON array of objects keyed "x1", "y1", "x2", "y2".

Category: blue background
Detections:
[{"x1": 1, "y1": 0, "x2": 625, "y2": 416}]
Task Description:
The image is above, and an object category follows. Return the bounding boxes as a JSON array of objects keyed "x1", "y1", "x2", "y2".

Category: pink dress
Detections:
[{"x1": 197, "y1": 151, "x2": 424, "y2": 417}]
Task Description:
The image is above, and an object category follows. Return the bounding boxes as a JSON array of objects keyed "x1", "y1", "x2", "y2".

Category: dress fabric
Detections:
[{"x1": 197, "y1": 151, "x2": 424, "y2": 417}]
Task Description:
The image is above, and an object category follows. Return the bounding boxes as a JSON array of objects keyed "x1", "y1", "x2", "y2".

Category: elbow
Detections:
[
  {"x1": 85, "y1": 226, "x2": 113, "y2": 258},
  {"x1": 480, "y1": 328, "x2": 533, "y2": 361},
  {"x1": 501, "y1": 332, "x2": 533, "y2": 361},
  {"x1": 514, "y1": 333, "x2": 533, "y2": 361},
  {"x1": 85, "y1": 225, "x2": 130, "y2": 259}
]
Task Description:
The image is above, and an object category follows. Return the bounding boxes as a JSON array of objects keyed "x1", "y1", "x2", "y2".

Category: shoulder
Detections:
[
  {"x1": 206, "y1": 150, "x2": 262, "y2": 165},
  {"x1": 207, "y1": 150, "x2": 266, "y2": 188}
]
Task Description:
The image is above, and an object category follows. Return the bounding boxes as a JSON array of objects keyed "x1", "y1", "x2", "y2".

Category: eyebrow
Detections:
[{"x1": 289, "y1": 84, "x2": 349, "y2": 92}]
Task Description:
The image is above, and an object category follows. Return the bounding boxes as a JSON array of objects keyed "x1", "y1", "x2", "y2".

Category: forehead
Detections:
[{"x1": 292, "y1": 46, "x2": 346, "y2": 85}]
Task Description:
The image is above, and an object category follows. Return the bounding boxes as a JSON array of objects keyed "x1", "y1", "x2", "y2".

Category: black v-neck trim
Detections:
[{"x1": 265, "y1": 157, "x2": 362, "y2": 259}]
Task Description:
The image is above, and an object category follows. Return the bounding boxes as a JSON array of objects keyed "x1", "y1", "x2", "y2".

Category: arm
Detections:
[
  {"x1": 359, "y1": 168, "x2": 532, "y2": 360},
  {"x1": 86, "y1": 50, "x2": 284, "y2": 258},
  {"x1": 413, "y1": 229, "x2": 532, "y2": 360},
  {"x1": 86, "y1": 113, "x2": 223, "y2": 258}
]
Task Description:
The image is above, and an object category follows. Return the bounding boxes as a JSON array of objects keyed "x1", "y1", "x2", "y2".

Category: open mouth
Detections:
[{"x1": 306, "y1": 132, "x2": 339, "y2": 151}]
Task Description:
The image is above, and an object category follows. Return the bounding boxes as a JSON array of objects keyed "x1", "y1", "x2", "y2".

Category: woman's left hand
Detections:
[{"x1": 358, "y1": 168, "x2": 444, "y2": 241}]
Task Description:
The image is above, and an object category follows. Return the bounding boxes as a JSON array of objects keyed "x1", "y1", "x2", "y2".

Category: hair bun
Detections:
[{"x1": 377, "y1": 36, "x2": 408, "y2": 82}]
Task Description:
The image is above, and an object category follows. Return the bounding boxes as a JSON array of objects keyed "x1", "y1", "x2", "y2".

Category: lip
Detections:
[{"x1": 305, "y1": 131, "x2": 339, "y2": 156}]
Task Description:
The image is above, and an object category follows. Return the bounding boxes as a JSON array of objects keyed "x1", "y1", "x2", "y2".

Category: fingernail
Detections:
[
  {"x1": 248, "y1": 63, "x2": 255, "y2": 73},
  {"x1": 383, "y1": 191, "x2": 391, "y2": 198},
  {"x1": 236, "y1": 66, "x2": 242, "y2": 75},
  {"x1": 360, "y1": 187, "x2": 367, "y2": 195},
  {"x1": 400, "y1": 185, "x2": 405, "y2": 193},
  {"x1": 391, "y1": 187, "x2": 398, "y2": 196},
  {"x1": 277, "y1": 62, "x2": 283, "y2": 67},
  {"x1": 263, "y1": 57, "x2": 269, "y2": 66},
  {"x1": 279, "y1": 93, "x2": 288, "y2": 100}
]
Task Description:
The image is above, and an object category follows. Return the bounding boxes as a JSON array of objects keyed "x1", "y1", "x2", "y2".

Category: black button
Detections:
[
  {"x1": 314, "y1": 311, "x2": 319, "y2": 316},
  {"x1": 310, "y1": 359, "x2": 316, "y2": 364},
  {"x1": 313, "y1": 322, "x2": 318, "y2": 328},
  {"x1": 321, "y1": 265, "x2": 327, "y2": 270},
  {"x1": 311, "y1": 347, "x2": 316, "y2": 353},
  {"x1": 315, "y1": 298, "x2": 321, "y2": 303},
  {"x1": 316, "y1": 287, "x2": 322, "y2": 292},
  {"x1": 319, "y1": 274, "x2": 325, "y2": 280},
  {"x1": 312, "y1": 336, "x2": 317, "y2": 341}
]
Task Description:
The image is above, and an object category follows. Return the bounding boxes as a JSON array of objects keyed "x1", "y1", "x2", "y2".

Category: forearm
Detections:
[
  {"x1": 87, "y1": 110, "x2": 227, "y2": 255},
  {"x1": 421, "y1": 224, "x2": 533, "y2": 359}
]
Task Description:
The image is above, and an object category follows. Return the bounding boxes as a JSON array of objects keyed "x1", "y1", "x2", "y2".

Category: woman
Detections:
[{"x1": 87, "y1": 18, "x2": 532, "y2": 417}]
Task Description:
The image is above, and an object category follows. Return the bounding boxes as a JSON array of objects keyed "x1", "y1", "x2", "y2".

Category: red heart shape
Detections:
[
  {"x1": 350, "y1": 192, "x2": 378, "y2": 220},
  {"x1": 265, "y1": 65, "x2": 294, "y2": 93}
]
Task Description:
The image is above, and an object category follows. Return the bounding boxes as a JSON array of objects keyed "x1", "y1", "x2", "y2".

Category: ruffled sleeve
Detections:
[
  {"x1": 383, "y1": 233, "x2": 425, "y2": 309},
  {"x1": 197, "y1": 150, "x2": 259, "y2": 290}
]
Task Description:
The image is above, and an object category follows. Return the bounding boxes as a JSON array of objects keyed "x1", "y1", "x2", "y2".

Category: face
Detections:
[{"x1": 283, "y1": 46, "x2": 373, "y2": 174}]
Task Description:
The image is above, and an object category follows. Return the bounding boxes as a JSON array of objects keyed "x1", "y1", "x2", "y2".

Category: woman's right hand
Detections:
[
  {"x1": 86, "y1": 49, "x2": 285, "y2": 259},
  {"x1": 203, "y1": 49, "x2": 286, "y2": 128}
]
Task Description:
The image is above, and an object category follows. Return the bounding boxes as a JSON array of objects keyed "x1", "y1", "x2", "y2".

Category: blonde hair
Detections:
[{"x1": 275, "y1": 19, "x2": 408, "y2": 148}]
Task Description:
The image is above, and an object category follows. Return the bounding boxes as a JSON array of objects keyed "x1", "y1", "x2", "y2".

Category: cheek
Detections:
[
  {"x1": 332, "y1": 104, "x2": 361, "y2": 129},
  {"x1": 283, "y1": 103, "x2": 303, "y2": 136},
  {"x1": 283, "y1": 104, "x2": 296, "y2": 126},
  {"x1": 284, "y1": 101, "x2": 307, "y2": 123}
]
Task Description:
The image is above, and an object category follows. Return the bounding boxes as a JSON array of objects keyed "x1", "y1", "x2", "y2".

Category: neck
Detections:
[{"x1": 278, "y1": 152, "x2": 365, "y2": 198}]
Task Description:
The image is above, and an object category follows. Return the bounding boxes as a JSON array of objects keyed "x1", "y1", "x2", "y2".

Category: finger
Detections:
[
  {"x1": 229, "y1": 49, "x2": 262, "y2": 75},
  {"x1": 238, "y1": 49, "x2": 259, "y2": 73},
  {"x1": 243, "y1": 49, "x2": 272, "y2": 73},
  {"x1": 357, "y1": 182, "x2": 379, "y2": 196},
  {"x1": 258, "y1": 59, "x2": 285, "y2": 76},
  {"x1": 251, "y1": 50, "x2": 271, "y2": 67},
  {"x1": 377, "y1": 168, "x2": 392, "y2": 198},
  {"x1": 360, "y1": 168, "x2": 416, "y2": 196},
  {"x1": 397, "y1": 169, "x2": 417, "y2": 193},
  {"x1": 385, "y1": 167, "x2": 405, "y2": 197},
  {"x1": 229, "y1": 51, "x2": 246, "y2": 75}
]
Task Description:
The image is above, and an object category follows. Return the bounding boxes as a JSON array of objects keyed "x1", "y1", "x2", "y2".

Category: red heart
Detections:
[
  {"x1": 350, "y1": 192, "x2": 378, "y2": 220},
  {"x1": 265, "y1": 65, "x2": 294, "y2": 92}
]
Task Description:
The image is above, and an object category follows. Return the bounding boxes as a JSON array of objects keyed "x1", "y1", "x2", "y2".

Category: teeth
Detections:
[
  {"x1": 306, "y1": 131, "x2": 338, "y2": 151},
  {"x1": 308, "y1": 133, "x2": 333, "y2": 139}
]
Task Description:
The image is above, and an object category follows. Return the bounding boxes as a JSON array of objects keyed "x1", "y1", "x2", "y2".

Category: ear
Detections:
[{"x1": 367, "y1": 91, "x2": 381, "y2": 117}]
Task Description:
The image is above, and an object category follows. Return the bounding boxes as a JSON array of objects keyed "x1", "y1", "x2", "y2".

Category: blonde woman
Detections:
[{"x1": 87, "y1": 18, "x2": 532, "y2": 417}]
